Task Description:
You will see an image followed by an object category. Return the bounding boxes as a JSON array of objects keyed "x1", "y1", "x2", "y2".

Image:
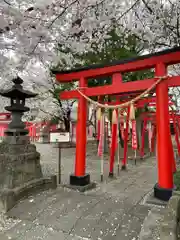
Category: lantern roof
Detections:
[{"x1": 0, "y1": 76, "x2": 37, "y2": 99}]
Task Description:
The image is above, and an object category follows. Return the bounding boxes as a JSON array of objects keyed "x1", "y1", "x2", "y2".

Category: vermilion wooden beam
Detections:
[
  {"x1": 60, "y1": 76, "x2": 180, "y2": 99},
  {"x1": 55, "y1": 49, "x2": 180, "y2": 82},
  {"x1": 60, "y1": 78, "x2": 155, "y2": 99}
]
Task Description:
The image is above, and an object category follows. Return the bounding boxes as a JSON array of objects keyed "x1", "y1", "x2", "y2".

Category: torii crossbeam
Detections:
[{"x1": 53, "y1": 46, "x2": 180, "y2": 201}]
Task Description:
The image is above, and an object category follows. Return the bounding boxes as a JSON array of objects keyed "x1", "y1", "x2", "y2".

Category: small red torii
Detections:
[
  {"x1": 52, "y1": 46, "x2": 180, "y2": 201},
  {"x1": 0, "y1": 113, "x2": 11, "y2": 137}
]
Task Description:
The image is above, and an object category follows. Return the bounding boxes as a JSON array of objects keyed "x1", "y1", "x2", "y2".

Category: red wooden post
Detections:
[
  {"x1": 70, "y1": 77, "x2": 90, "y2": 186},
  {"x1": 177, "y1": 118, "x2": 180, "y2": 136},
  {"x1": 97, "y1": 120, "x2": 101, "y2": 140},
  {"x1": 140, "y1": 119, "x2": 147, "y2": 158},
  {"x1": 33, "y1": 125, "x2": 37, "y2": 141},
  {"x1": 97, "y1": 97, "x2": 102, "y2": 141},
  {"x1": 122, "y1": 106, "x2": 130, "y2": 169},
  {"x1": 169, "y1": 113, "x2": 177, "y2": 173},
  {"x1": 109, "y1": 110, "x2": 117, "y2": 177},
  {"x1": 172, "y1": 113, "x2": 180, "y2": 156},
  {"x1": 120, "y1": 122, "x2": 124, "y2": 140},
  {"x1": 170, "y1": 137, "x2": 177, "y2": 173},
  {"x1": 32, "y1": 125, "x2": 34, "y2": 142},
  {"x1": 154, "y1": 63, "x2": 174, "y2": 201},
  {"x1": 151, "y1": 124, "x2": 156, "y2": 153},
  {"x1": 29, "y1": 125, "x2": 32, "y2": 141},
  {"x1": 148, "y1": 122, "x2": 152, "y2": 153},
  {"x1": 132, "y1": 120, "x2": 138, "y2": 150}
]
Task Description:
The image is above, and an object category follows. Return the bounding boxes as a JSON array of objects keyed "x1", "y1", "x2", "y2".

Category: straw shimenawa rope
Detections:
[{"x1": 77, "y1": 76, "x2": 168, "y2": 109}]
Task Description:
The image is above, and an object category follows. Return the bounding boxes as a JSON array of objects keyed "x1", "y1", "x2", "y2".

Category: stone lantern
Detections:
[
  {"x1": 0, "y1": 76, "x2": 37, "y2": 143},
  {"x1": 0, "y1": 76, "x2": 57, "y2": 212}
]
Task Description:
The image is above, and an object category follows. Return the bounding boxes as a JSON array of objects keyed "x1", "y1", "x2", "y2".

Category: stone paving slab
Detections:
[
  {"x1": 139, "y1": 206, "x2": 165, "y2": 240},
  {"x1": 0, "y1": 143, "x2": 159, "y2": 239}
]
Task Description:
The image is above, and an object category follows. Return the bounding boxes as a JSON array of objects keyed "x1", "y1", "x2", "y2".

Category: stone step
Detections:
[{"x1": 139, "y1": 195, "x2": 180, "y2": 240}]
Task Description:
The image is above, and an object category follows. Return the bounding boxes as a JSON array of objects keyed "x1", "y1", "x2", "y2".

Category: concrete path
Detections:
[
  {"x1": 0, "y1": 143, "x2": 158, "y2": 239},
  {"x1": 139, "y1": 206, "x2": 164, "y2": 240}
]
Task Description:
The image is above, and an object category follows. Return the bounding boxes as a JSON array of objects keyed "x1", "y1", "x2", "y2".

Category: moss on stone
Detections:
[{"x1": 174, "y1": 170, "x2": 180, "y2": 191}]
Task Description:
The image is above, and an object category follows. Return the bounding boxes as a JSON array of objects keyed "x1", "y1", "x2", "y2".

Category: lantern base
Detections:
[{"x1": 154, "y1": 183, "x2": 173, "y2": 201}]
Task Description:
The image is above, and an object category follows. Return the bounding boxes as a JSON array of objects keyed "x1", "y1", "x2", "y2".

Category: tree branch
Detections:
[
  {"x1": 177, "y1": 17, "x2": 180, "y2": 44},
  {"x1": 117, "y1": 0, "x2": 140, "y2": 21},
  {"x1": 141, "y1": 0, "x2": 153, "y2": 14},
  {"x1": 49, "y1": 0, "x2": 79, "y2": 28},
  {"x1": 3, "y1": 0, "x2": 11, "y2": 5},
  {"x1": 39, "y1": 108, "x2": 63, "y2": 122}
]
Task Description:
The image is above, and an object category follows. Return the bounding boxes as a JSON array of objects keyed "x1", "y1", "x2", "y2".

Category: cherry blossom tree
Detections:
[
  {"x1": 1, "y1": 0, "x2": 179, "y2": 73},
  {"x1": 0, "y1": 0, "x2": 135, "y2": 74},
  {"x1": 0, "y1": 0, "x2": 180, "y2": 119},
  {"x1": 126, "y1": 0, "x2": 180, "y2": 50}
]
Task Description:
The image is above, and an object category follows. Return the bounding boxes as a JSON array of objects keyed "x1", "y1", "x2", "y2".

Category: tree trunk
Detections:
[
  {"x1": 64, "y1": 118, "x2": 70, "y2": 132},
  {"x1": 63, "y1": 109, "x2": 71, "y2": 132}
]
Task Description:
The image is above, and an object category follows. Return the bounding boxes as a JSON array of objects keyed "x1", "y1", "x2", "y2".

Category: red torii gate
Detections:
[
  {"x1": 88, "y1": 94, "x2": 175, "y2": 177},
  {"x1": 0, "y1": 113, "x2": 11, "y2": 137},
  {"x1": 53, "y1": 47, "x2": 180, "y2": 201}
]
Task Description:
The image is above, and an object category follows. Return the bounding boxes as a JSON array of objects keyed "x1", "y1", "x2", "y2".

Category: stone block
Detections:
[
  {"x1": 0, "y1": 175, "x2": 57, "y2": 212},
  {"x1": 159, "y1": 196, "x2": 180, "y2": 240},
  {"x1": 0, "y1": 233, "x2": 15, "y2": 240},
  {"x1": 0, "y1": 142, "x2": 57, "y2": 212},
  {"x1": 63, "y1": 182, "x2": 96, "y2": 192},
  {"x1": 0, "y1": 143, "x2": 43, "y2": 189}
]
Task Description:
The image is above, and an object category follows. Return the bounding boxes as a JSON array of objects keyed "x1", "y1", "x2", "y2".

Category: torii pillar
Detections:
[
  {"x1": 70, "y1": 77, "x2": 91, "y2": 187},
  {"x1": 154, "y1": 63, "x2": 174, "y2": 201}
]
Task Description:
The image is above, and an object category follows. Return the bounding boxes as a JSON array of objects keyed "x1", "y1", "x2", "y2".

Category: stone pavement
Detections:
[
  {"x1": 0, "y1": 143, "x2": 158, "y2": 239},
  {"x1": 139, "y1": 205, "x2": 164, "y2": 240}
]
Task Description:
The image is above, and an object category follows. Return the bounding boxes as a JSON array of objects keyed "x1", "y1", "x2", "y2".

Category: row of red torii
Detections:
[
  {"x1": 53, "y1": 46, "x2": 180, "y2": 201},
  {"x1": 95, "y1": 94, "x2": 178, "y2": 180},
  {"x1": 0, "y1": 113, "x2": 57, "y2": 141}
]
